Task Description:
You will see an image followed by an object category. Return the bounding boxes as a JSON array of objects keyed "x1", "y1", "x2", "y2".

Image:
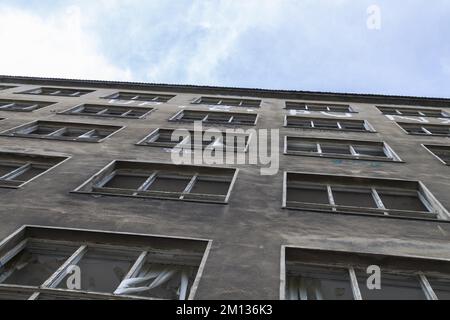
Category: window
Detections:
[
  {"x1": 0, "y1": 151, "x2": 68, "y2": 188},
  {"x1": 423, "y1": 145, "x2": 450, "y2": 165},
  {"x1": 137, "y1": 128, "x2": 250, "y2": 152},
  {"x1": 103, "y1": 92, "x2": 175, "y2": 103},
  {"x1": 0, "y1": 121, "x2": 124, "y2": 143},
  {"x1": 18, "y1": 87, "x2": 93, "y2": 97},
  {"x1": 193, "y1": 97, "x2": 261, "y2": 108},
  {"x1": 285, "y1": 102, "x2": 354, "y2": 113},
  {"x1": 282, "y1": 246, "x2": 450, "y2": 300},
  {"x1": 283, "y1": 172, "x2": 449, "y2": 220},
  {"x1": 74, "y1": 161, "x2": 238, "y2": 204},
  {"x1": 378, "y1": 106, "x2": 449, "y2": 118},
  {"x1": 285, "y1": 137, "x2": 401, "y2": 162},
  {"x1": 60, "y1": 104, "x2": 154, "y2": 119},
  {"x1": 170, "y1": 110, "x2": 258, "y2": 126},
  {"x1": 0, "y1": 99, "x2": 54, "y2": 112},
  {"x1": 398, "y1": 122, "x2": 450, "y2": 137},
  {"x1": 0, "y1": 226, "x2": 211, "y2": 300},
  {"x1": 285, "y1": 116, "x2": 374, "y2": 132}
]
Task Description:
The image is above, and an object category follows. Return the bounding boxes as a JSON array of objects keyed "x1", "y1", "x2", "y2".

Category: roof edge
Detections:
[{"x1": 1, "y1": 75, "x2": 449, "y2": 107}]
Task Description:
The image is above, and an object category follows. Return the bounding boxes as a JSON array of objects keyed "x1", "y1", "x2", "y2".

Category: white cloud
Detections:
[
  {"x1": 147, "y1": 0, "x2": 287, "y2": 84},
  {"x1": 0, "y1": 5, "x2": 132, "y2": 81}
]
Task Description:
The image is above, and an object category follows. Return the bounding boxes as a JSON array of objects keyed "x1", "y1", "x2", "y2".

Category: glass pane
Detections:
[
  {"x1": 190, "y1": 179, "x2": 230, "y2": 196},
  {"x1": 427, "y1": 127, "x2": 449, "y2": 135},
  {"x1": 0, "y1": 164, "x2": 21, "y2": 177},
  {"x1": 288, "y1": 142, "x2": 318, "y2": 153},
  {"x1": 147, "y1": 175, "x2": 191, "y2": 192},
  {"x1": 314, "y1": 121, "x2": 339, "y2": 129},
  {"x1": 288, "y1": 119, "x2": 312, "y2": 127},
  {"x1": 332, "y1": 187, "x2": 377, "y2": 208},
  {"x1": 56, "y1": 249, "x2": 139, "y2": 294},
  {"x1": 0, "y1": 244, "x2": 76, "y2": 287},
  {"x1": 13, "y1": 166, "x2": 47, "y2": 182},
  {"x1": 102, "y1": 174, "x2": 148, "y2": 190},
  {"x1": 79, "y1": 106, "x2": 102, "y2": 114},
  {"x1": 378, "y1": 191, "x2": 428, "y2": 212},
  {"x1": 26, "y1": 126, "x2": 59, "y2": 135},
  {"x1": 433, "y1": 150, "x2": 450, "y2": 164},
  {"x1": 287, "y1": 185, "x2": 329, "y2": 204},
  {"x1": 357, "y1": 272, "x2": 426, "y2": 300},
  {"x1": 320, "y1": 144, "x2": 351, "y2": 155},
  {"x1": 287, "y1": 265, "x2": 353, "y2": 300},
  {"x1": 307, "y1": 105, "x2": 328, "y2": 112},
  {"x1": 427, "y1": 277, "x2": 450, "y2": 300},
  {"x1": 340, "y1": 122, "x2": 366, "y2": 131},
  {"x1": 353, "y1": 145, "x2": 386, "y2": 157},
  {"x1": 182, "y1": 113, "x2": 205, "y2": 121}
]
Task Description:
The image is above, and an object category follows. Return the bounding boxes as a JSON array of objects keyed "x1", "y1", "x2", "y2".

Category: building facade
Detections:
[{"x1": 0, "y1": 75, "x2": 449, "y2": 300}]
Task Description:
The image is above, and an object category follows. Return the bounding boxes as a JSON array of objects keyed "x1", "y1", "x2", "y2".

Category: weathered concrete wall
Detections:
[{"x1": 0, "y1": 78, "x2": 449, "y2": 299}]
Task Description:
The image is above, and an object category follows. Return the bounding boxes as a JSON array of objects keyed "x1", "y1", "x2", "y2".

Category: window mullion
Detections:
[
  {"x1": 371, "y1": 188, "x2": 389, "y2": 215},
  {"x1": 41, "y1": 245, "x2": 88, "y2": 289},
  {"x1": 118, "y1": 250, "x2": 148, "y2": 290},
  {"x1": 180, "y1": 174, "x2": 198, "y2": 200},
  {"x1": 47, "y1": 127, "x2": 67, "y2": 137},
  {"x1": 135, "y1": 172, "x2": 158, "y2": 194},
  {"x1": 327, "y1": 185, "x2": 337, "y2": 212},
  {"x1": 121, "y1": 110, "x2": 133, "y2": 117},
  {"x1": 78, "y1": 129, "x2": 96, "y2": 139},
  {"x1": 348, "y1": 267, "x2": 363, "y2": 300},
  {"x1": 23, "y1": 104, "x2": 40, "y2": 111},
  {"x1": 96, "y1": 108, "x2": 109, "y2": 115},
  {"x1": 316, "y1": 143, "x2": 322, "y2": 154},
  {"x1": 422, "y1": 127, "x2": 432, "y2": 135},
  {"x1": 418, "y1": 273, "x2": 438, "y2": 300},
  {"x1": 28, "y1": 292, "x2": 40, "y2": 300},
  {"x1": 0, "y1": 103, "x2": 15, "y2": 109}
]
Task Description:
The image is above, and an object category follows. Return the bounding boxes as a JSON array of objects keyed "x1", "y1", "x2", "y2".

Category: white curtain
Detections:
[{"x1": 114, "y1": 265, "x2": 190, "y2": 300}]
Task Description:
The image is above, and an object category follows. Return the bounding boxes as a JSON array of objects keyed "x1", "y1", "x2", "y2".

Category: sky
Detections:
[{"x1": 0, "y1": 0, "x2": 449, "y2": 98}]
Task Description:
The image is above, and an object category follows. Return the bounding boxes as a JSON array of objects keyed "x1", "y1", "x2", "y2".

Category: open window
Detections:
[
  {"x1": 0, "y1": 99, "x2": 55, "y2": 112},
  {"x1": 193, "y1": 97, "x2": 261, "y2": 108},
  {"x1": 283, "y1": 172, "x2": 449, "y2": 221},
  {"x1": 18, "y1": 87, "x2": 93, "y2": 97},
  {"x1": 378, "y1": 106, "x2": 449, "y2": 118},
  {"x1": 60, "y1": 104, "x2": 154, "y2": 119},
  {"x1": 0, "y1": 151, "x2": 68, "y2": 188},
  {"x1": 285, "y1": 102, "x2": 354, "y2": 113},
  {"x1": 0, "y1": 226, "x2": 211, "y2": 300},
  {"x1": 285, "y1": 116, "x2": 374, "y2": 132},
  {"x1": 169, "y1": 110, "x2": 258, "y2": 126},
  {"x1": 282, "y1": 246, "x2": 450, "y2": 300},
  {"x1": 137, "y1": 128, "x2": 250, "y2": 152},
  {"x1": 74, "y1": 160, "x2": 238, "y2": 204},
  {"x1": 0, "y1": 121, "x2": 124, "y2": 143},
  {"x1": 103, "y1": 92, "x2": 175, "y2": 103},
  {"x1": 398, "y1": 122, "x2": 450, "y2": 137},
  {"x1": 285, "y1": 136, "x2": 401, "y2": 162}
]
